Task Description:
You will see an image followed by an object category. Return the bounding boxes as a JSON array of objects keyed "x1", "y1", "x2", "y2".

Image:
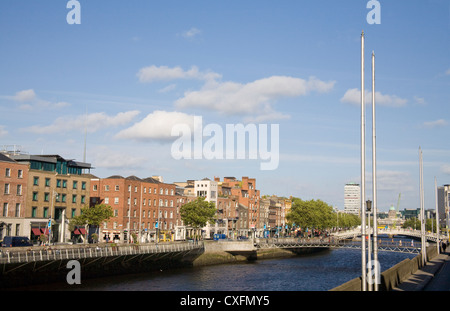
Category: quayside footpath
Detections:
[{"x1": 393, "y1": 249, "x2": 450, "y2": 291}]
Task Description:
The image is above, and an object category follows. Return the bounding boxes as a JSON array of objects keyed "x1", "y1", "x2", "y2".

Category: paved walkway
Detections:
[{"x1": 393, "y1": 250, "x2": 450, "y2": 291}]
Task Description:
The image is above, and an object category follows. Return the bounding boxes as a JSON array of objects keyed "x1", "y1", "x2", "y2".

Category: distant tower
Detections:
[{"x1": 344, "y1": 183, "x2": 361, "y2": 215}]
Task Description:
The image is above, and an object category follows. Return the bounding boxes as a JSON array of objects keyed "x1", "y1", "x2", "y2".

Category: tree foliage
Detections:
[
  {"x1": 180, "y1": 197, "x2": 216, "y2": 229},
  {"x1": 286, "y1": 197, "x2": 360, "y2": 230},
  {"x1": 70, "y1": 204, "x2": 114, "y2": 234}
]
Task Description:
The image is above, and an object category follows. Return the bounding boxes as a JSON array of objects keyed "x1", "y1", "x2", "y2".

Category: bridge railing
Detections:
[{"x1": 0, "y1": 241, "x2": 204, "y2": 265}]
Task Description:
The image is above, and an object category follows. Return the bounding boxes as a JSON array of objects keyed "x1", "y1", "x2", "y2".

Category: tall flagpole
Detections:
[
  {"x1": 372, "y1": 50, "x2": 379, "y2": 290},
  {"x1": 435, "y1": 177, "x2": 440, "y2": 254},
  {"x1": 361, "y1": 30, "x2": 367, "y2": 291}
]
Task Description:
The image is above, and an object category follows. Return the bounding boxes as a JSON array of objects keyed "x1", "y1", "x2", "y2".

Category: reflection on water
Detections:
[{"x1": 21, "y1": 248, "x2": 416, "y2": 291}]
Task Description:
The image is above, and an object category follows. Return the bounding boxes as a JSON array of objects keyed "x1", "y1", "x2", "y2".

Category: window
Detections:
[
  {"x1": 73, "y1": 181, "x2": 78, "y2": 189},
  {"x1": 82, "y1": 181, "x2": 86, "y2": 190},
  {"x1": 5, "y1": 168, "x2": 10, "y2": 177},
  {"x1": 115, "y1": 185, "x2": 120, "y2": 191},
  {"x1": 104, "y1": 185, "x2": 110, "y2": 191},
  {"x1": 18, "y1": 169, "x2": 23, "y2": 178},
  {"x1": 114, "y1": 197, "x2": 119, "y2": 204},
  {"x1": 114, "y1": 209, "x2": 118, "y2": 217},
  {"x1": 93, "y1": 184, "x2": 98, "y2": 191},
  {"x1": 72, "y1": 195, "x2": 77, "y2": 203},
  {"x1": 32, "y1": 206, "x2": 37, "y2": 218},
  {"x1": 165, "y1": 188, "x2": 168, "y2": 195},
  {"x1": 43, "y1": 207, "x2": 48, "y2": 218},
  {"x1": 71, "y1": 209, "x2": 76, "y2": 218},
  {"x1": 135, "y1": 186, "x2": 138, "y2": 193},
  {"x1": 44, "y1": 192, "x2": 50, "y2": 202},
  {"x1": 57, "y1": 179, "x2": 61, "y2": 187},
  {"x1": 16, "y1": 184, "x2": 22, "y2": 195},
  {"x1": 62, "y1": 180, "x2": 67, "y2": 188},
  {"x1": 4, "y1": 183, "x2": 9, "y2": 194},
  {"x1": 3, "y1": 203, "x2": 8, "y2": 217},
  {"x1": 81, "y1": 195, "x2": 85, "y2": 204},
  {"x1": 33, "y1": 176, "x2": 39, "y2": 186},
  {"x1": 61, "y1": 193, "x2": 66, "y2": 203},
  {"x1": 104, "y1": 197, "x2": 109, "y2": 204},
  {"x1": 15, "y1": 203, "x2": 20, "y2": 217},
  {"x1": 134, "y1": 198, "x2": 137, "y2": 205},
  {"x1": 32, "y1": 191, "x2": 38, "y2": 201}
]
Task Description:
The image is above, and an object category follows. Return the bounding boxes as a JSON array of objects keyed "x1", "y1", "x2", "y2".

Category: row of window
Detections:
[
  {"x1": 105, "y1": 220, "x2": 176, "y2": 231},
  {"x1": 3, "y1": 183, "x2": 23, "y2": 195},
  {"x1": 32, "y1": 177, "x2": 87, "y2": 190},
  {"x1": 31, "y1": 191, "x2": 86, "y2": 204},
  {"x1": 4, "y1": 168, "x2": 24, "y2": 178},
  {"x1": 97, "y1": 184, "x2": 174, "y2": 195},
  {"x1": 2, "y1": 202, "x2": 21, "y2": 217},
  {"x1": 104, "y1": 197, "x2": 176, "y2": 207}
]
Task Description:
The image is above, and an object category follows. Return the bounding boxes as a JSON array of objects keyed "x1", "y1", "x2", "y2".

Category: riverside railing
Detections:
[{"x1": 0, "y1": 241, "x2": 204, "y2": 264}]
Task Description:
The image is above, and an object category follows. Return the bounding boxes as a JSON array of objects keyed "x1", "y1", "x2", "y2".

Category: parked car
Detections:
[{"x1": 1, "y1": 236, "x2": 32, "y2": 247}]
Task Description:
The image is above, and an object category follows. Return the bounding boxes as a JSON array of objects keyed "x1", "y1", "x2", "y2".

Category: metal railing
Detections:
[
  {"x1": 0, "y1": 241, "x2": 204, "y2": 264},
  {"x1": 255, "y1": 237, "x2": 423, "y2": 254}
]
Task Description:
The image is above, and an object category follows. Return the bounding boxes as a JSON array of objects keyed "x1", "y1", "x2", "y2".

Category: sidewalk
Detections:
[{"x1": 393, "y1": 250, "x2": 450, "y2": 291}]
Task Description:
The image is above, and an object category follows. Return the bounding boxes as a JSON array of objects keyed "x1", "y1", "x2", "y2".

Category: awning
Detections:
[
  {"x1": 31, "y1": 228, "x2": 42, "y2": 236},
  {"x1": 42, "y1": 228, "x2": 49, "y2": 235},
  {"x1": 74, "y1": 228, "x2": 86, "y2": 235}
]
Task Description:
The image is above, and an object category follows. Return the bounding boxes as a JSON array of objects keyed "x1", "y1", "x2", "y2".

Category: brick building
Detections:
[
  {"x1": 90, "y1": 175, "x2": 181, "y2": 243},
  {"x1": 0, "y1": 153, "x2": 28, "y2": 239}
]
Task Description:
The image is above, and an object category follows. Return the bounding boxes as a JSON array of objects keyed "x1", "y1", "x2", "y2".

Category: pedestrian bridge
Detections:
[
  {"x1": 255, "y1": 237, "x2": 425, "y2": 254},
  {"x1": 332, "y1": 228, "x2": 446, "y2": 242}
]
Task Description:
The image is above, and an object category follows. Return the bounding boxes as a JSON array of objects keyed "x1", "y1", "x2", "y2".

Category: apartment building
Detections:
[
  {"x1": 438, "y1": 184, "x2": 450, "y2": 227},
  {"x1": 215, "y1": 176, "x2": 261, "y2": 238},
  {"x1": 344, "y1": 183, "x2": 361, "y2": 215},
  {"x1": 6, "y1": 154, "x2": 92, "y2": 243},
  {"x1": 0, "y1": 153, "x2": 28, "y2": 239},
  {"x1": 90, "y1": 175, "x2": 180, "y2": 243}
]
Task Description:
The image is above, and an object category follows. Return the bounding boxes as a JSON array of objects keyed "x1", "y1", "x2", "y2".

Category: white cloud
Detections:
[
  {"x1": 442, "y1": 164, "x2": 450, "y2": 175},
  {"x1": 12, "y1": 89, "x2": 36, "y2": 102},
  {"x1": 91, "y1": 146, "x2": 147, "y2": 169},
  {"x1": 115, "y1": 110, "x2": 195, "y2": 141},
  {"x1": 22, "y1": 111, "x2": 140, "y2": 134},
  {"x1": 181, "y1": 27, "x2": 201, "y2": 39},
  {"x1": 341, "y1": 88, "x2": 407, "y2": 107},
  {"x1": 175, "y1": 75, "x2": 335, "y2": 117},
  {"x1": 137, "y1": 65, "x2": 221, "y2": 83},
  {"x1": 0, "y1": 125, "x2": 8, "y2": 137},
  {"x1": 423, "y1": 119, "x2": 448, "y2": 128}
]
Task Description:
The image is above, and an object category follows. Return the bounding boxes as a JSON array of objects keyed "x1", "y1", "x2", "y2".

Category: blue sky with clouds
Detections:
[{"x1": 0, "y1": 0, "x2": 449, "y2": 212}]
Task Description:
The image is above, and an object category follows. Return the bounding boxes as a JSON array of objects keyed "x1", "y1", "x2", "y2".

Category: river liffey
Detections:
[{"x1": 23, "y1": 247, "x2": 416, "y2": 291}]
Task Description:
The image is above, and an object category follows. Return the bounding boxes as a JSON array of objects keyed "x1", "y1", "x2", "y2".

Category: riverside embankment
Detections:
[
  {"x1": 193, "y1": 240, "x2": 328, "y2": 267},
  {"x1": 330, "y1": 245, "x2": 441, "y2": 291}
]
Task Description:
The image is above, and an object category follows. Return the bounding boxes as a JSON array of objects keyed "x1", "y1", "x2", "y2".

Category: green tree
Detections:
[
  {"x1": 70, "y1": 204, "x2": 114, "y2": 243},
  {"x1": 180, "y1": 197, "x2": 216, "y2": 233},
  {"x1": 286, "y1": 198, "x2": 336, "y2": 230}
]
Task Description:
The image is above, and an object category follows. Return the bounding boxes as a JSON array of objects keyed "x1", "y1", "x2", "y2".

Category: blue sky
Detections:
[{"x1": 0, "y1": 0, "x2": 449, "y2": 212}]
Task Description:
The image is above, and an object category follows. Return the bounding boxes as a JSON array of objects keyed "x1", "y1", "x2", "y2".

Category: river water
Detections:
[{"x1": 26, "y1": 247, "x2": 416, "y2": 291}]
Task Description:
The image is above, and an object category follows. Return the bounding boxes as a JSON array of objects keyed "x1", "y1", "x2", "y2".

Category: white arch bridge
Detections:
[
  {"x1": 254, "y1": 232, "x2": 443, "y2": 255},
  {"x1": 332, "y1": 228, "x2": 446, "y2": 243}
]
